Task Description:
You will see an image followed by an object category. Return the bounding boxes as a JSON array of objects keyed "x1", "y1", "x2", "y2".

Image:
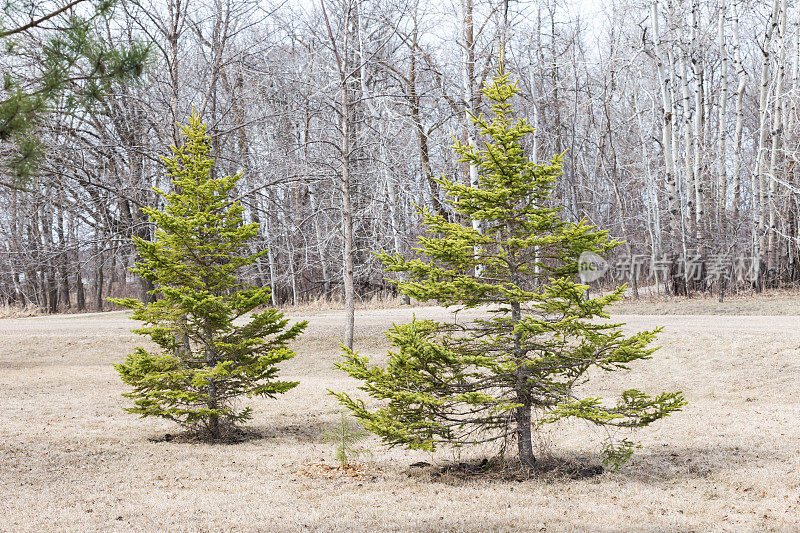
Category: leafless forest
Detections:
[{"x1": 2, "y1": 0, "x2": 800, "y2": 314}]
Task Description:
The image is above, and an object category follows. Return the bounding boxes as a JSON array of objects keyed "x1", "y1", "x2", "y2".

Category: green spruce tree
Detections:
[
  {"x1": 112, "y1": 114, "x2": 306, "y2": 441},
  {"x1": 333, "y1": 64, "x2": 685, "y2": 468}
]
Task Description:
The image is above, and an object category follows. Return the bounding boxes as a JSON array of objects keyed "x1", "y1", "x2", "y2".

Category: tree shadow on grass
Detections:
[
  {"x1": 401, "y1": 442, "x2": 780, "y2": 486},
  {"x1": 404, "y1": 455, "x2": 606, "y2": 485},
  {"x1": 618, "y1": 443, "x2": 778, "y2": 483},
  {"x1": 148, "y1": 425, "x2": 265, "y2": 445},
  {"x1": 146, "y1": 416, "x2": 335, "y2": 445},
  {"x1": 259, "y1": 418, "x2": 331, "y2": 443}
]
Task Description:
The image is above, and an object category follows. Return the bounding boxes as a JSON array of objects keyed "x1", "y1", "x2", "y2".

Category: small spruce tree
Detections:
[
  {"x1": 332, "y1": 64, "x2": 685, "y2": 468},
  {"x1": 320, "y1": 412, "x2": 372, "y2": 467},
  {"x1": 112, "y1": 114, "x2": 306, "y2": 440}
]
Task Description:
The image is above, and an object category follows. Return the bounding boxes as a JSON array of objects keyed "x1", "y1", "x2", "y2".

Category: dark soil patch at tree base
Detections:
[
  {"x1": 147, "y1": 426, "x2": 264, "y2": 445},
  {"x1": 406, "y1": 456, "x2": 605, "y2": 483}
]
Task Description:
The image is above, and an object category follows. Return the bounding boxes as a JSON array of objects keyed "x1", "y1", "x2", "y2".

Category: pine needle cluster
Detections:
[{"x1": 1, "y1": 0, "x2": 149, "y2": 181}]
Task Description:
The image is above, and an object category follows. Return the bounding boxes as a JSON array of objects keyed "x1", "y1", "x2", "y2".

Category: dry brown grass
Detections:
[
  {"x1": 1, "y1": 306, "x2": 799, "y2": 531},
  {"x1": 273, "y1": 294, "x2": 428, "y2": 313},
  {"x1": 610, "y1": 288, "x2": 800, "y2": 315},
  {"x1": 0, "y1": 302, "x2": 43, "y2": 319}
]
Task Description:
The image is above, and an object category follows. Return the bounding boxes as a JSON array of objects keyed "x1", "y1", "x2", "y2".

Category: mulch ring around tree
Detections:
[
  {"x1": 148, "y1": 427, "x2": 264, "y2": 445},
  {"x1": 405, "y1": 456, "x2": 604, "y2": 483}
]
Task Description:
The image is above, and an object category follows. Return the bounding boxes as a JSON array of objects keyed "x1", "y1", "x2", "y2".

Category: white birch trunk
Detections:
[
  {"x1": 731, "y1": 0, "x2": 746, "y2": 220},
  {"x1": 691, "y1": 0, "x2": 704, "y2": 236},
  {"x1": 679, "y1": 51, "x2": 696, "y2": 234},
  {"x1": 717, "y1": 1, "x2": 729, "y2": 220},
  {"x1": 462, "y1": 0, "x2": 482, "y2": 277},
  {"x1": 651, "y1": 0, "x2": 680, "y2": 242},
  {"x1": 767, "y1": 0, "x2": 788, "y2": 270},
  {"x1": 753, "y1": 0, "x2": 780, "y2": 284}
]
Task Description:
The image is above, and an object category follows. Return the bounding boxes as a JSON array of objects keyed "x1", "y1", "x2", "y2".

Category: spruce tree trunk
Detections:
[
  {"x1": 208, "y1": 384, "x2": 221, "y2": 440},
  {"x1": 506, "y1": 181, "x2": 534, "y2": 466},
  {"x1": 206, "y1": 340, "x2": 221, "y2": 440},
  {"x1": 512, "y1": 296, "x2": 534, "y2": 467},
  {"x1": 515, "y1": 400, "x2": 535, "y2": 468},
  {"x1": 207, "y1": 386, "x2": 220, "y2": 440}
]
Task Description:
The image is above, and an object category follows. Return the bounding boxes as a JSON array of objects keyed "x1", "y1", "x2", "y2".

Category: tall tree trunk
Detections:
[
  {"x1": 462, "y1": 0, "x2": 483, "y2": 277},
  {"x1": 767, "y1": 0, "x2": 788, "y2": 274},
  {"x1": 40, "y1": 205, "x2": 58, "y2": 313},
  {"x1": 679, "y1": 51, "x2": 696, "y2": 236},
  {"x1": 753, "y1": 0, "x2": 780, "y2": 289},
  {"x1": 308, "y1": 183, "x2": 331, "y2": 301},
  {"x1": 408, "y1": 30, "x2": 444, "y2": 218},
  {"x1": 717, "y1": 4, "x2": 729, "y2": 223},
  {"x1": 383, "y1": 146, "x2": 410, "y2": 305},
  {"x1": 167, "y1": 0, "x2": 183, "y2": 146},
  {"x1": 95, "y1": 230, "x2": 104, "y2": 312},
  {"x1": 303, "y1": 99, "x2": 332, "y2": 301},
  {"x1": 321, "y1": 0, "x2": 357, "y2": 350},
  {"x1": 340, "y1": 76, "x2": 356, "y2": 350},
  {"x1": 509, "y1": 252, "x2": 533, "y2": 467},
  {"x1": 75, "y1": 268, "x2": 86, "y2": 312},
  {"x1": 731, "y1": 1, "x2": 746, "y2": 222},
  {"x1": 650, "y1": 0, "x2": 680, "y2": 243},
  {"x1": 57, "y1": 207, "x2": 71, "y2": 310},
  {"x1": 650, "y1": 0, "x2": 687, "y2": 295},
  {"x1": 691, "y1": 0, "x2": 705, "y2": 238},
  {"x1": 286, "y1": 188, "x2": 299, "y2": 305},
  {"x1": 262, "y1": 194, "x2": 278, "y2": 307}
]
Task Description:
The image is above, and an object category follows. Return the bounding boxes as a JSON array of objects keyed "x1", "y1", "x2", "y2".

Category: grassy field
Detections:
[
  {"x1": 1, "y1": 305, "x2": 799, "y2": 531},
  {"x1": 609, "y1": 291, "x2": 800, "y2": 316}
]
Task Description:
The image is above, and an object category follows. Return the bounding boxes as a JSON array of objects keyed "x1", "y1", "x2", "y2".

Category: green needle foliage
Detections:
[
  {"x1": 332, "y1": 62, "x2": 685, "y2": 468},
  {"x1": 112, "y1": 114, "x2": 306, "y2": 441},
  {"x1": 320, "y1": 412, "x2": 372, "y2": 467},
  {"x1": 1, "y1": 0, "x2": 149, "y2": 182}
]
